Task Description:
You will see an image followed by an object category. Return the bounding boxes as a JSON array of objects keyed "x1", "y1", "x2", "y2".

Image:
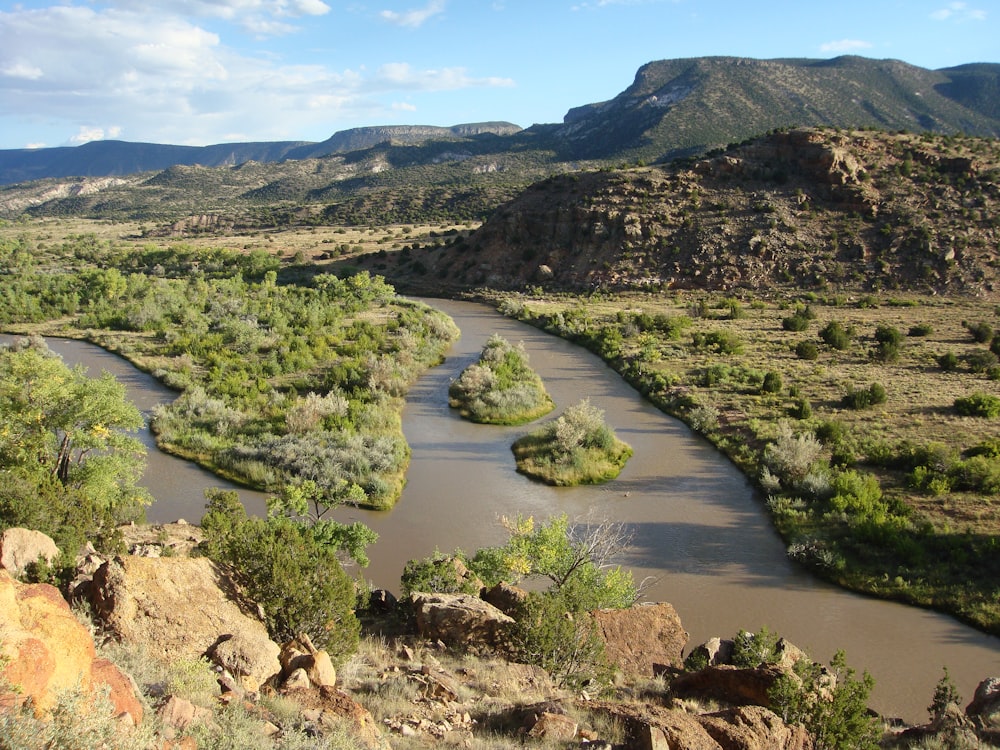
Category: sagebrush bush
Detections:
[{"x1": 763, "y1": 423, "x2": 824, "y2": 486}]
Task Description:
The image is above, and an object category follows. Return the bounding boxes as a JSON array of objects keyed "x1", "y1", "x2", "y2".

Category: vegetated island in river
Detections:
[
  {"x1": 512, "y1": 398, "x2": 632, "y2": 485},
  {"x1": 448, "y1": 333, "x2": 554, "y2": 425}
]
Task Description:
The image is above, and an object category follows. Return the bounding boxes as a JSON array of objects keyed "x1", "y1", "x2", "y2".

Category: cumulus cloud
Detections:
[
  {"x1": 820, "y1": 39, "x2": 874, "y2": 54},
  {"x1": 380, "y1": 0, "x2": 446, "y2": 28},
  {"x1": 0, "y1": 4, "x2": 511, "y2": 146},
  {"x1": 930, "y1": 2, "x2": 988, "y2": 21},
  {"x1": 70, "y1": 126, "x2": 124, "y2": 145}
]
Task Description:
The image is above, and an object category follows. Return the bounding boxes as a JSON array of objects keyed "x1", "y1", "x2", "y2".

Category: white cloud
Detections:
[
  {"x1": 69, "y1": 126, "x2": 124, "y2": 144},
  {"x1": 379, "y1": 0, "x2": 445, "y2": 28},
  {"x1": 101, "y1": 0, "x2": 330, "y2": 35},
  {"x1": 0, "y1": 5, "x2": 512, "y2": 147},
  {"x1": 930, "y1": 2, "x2": 987, "y2": 21},
  {"x1": 392, "y1": 101, "x2": 418, "y2": 111},
  {"x1": 374, "y1": 62, "x2": 513, "y2": 91},
  {"x1": 820, "y1": 39, "x2": 874, "y2": 54},
  {"x1": 1, "y1": 61, "x2": 44, "y2": 80}
]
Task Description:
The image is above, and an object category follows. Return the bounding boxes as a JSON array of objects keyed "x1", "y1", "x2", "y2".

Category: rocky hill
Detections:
[
  {"x1": 367, "y1": 127, "x2": 1000, "y2": 297},
  {"x1": 547, "y1": 56, "x2": 1000, "y2": 163},
  {"x1": 1, "y1": 56, "x2": 997, "y2": 219}
]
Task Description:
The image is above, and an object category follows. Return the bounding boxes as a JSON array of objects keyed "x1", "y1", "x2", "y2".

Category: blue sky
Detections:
[{"x1": 0, "y1": 0, "x2": 996, "y2": 150}]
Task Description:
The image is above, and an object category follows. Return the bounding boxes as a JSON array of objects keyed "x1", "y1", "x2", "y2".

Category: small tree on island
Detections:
[{"x1": 511, "y1": 399, "x2": 632, "y2": 485}]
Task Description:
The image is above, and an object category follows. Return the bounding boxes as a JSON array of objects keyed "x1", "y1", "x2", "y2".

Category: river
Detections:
[{"x1": 5, "y1": 298, "x2": 999, "y2": 722}]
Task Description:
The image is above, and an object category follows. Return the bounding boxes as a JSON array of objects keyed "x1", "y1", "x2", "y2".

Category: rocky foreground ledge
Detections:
[{"x1": 2, "y1": 523, "x2": 1000, "y2": 749}]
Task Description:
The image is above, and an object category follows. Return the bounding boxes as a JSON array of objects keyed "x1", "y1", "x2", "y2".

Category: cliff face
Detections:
[{"x1": 387, "y1": 128, "x2": 1000, "y2": 296}]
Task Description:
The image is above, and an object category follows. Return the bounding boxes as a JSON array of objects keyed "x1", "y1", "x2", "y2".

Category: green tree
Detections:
[
  {"x1": 0, "y1": 338, "x2": 150, "y2": 549},
  {"x1": 200, "y1": 492, "x2": 360, "y2": 663},
  {"x1": 469, "y1": 513, "x2": 638, "y2": 611},
  {"x1": 770, "y1": 650, "x2": 880, "y2": 750},
  {"x1": 266, "y1": 479, "x2": 377, "y2": 567}
]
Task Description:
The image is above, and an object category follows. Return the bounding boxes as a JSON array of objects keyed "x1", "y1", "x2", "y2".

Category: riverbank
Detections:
[{"x1": 477, "y1": 289, "x2": 1000, "y2": 638}]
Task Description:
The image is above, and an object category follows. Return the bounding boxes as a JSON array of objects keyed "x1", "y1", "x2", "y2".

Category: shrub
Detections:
[
  {"x1": 770, "y1": 650, "x2": 880, "y2": 750},
  {"x1": 873, "y1": 324, "x2": 903, "y2": 345},
  {"x1": 870, "y1": 340, "x2": 900, "y2": 364},
  {"x1": 966, "y1": 349, "x2": 999, "y2": 373},
  {"x1": 842, "y1": 383, "x2": 887, "y2": 410},
  {"x1": 691, "y1": 330, "x2": 743, "y2": 354},
  {"x1": 508, "y1": 589, "x2": 610, "y2": 689},
  {"x1": 819, "y1": 321, "x2": 854, "y2": 350},
  {"x1": 761, "y1": 371, "x2": 783, "y2": 394},
  {"x1": 927, "y1": 667, "x2": 962, "y2": 723},
  {"x1": 954, "y1": 392, "x2": 1000, "y2": 418},
  {"x1": 795, "y1": 340, "x2": 819, "y2": 360},
  {"x1": 763, "y1": 423, "x2": 824, "y2": 486},
  {"x1": 201, "y1": 497, "x2": 360, "y2": 663},
  {"x1": 400, "y1": 552, "x2": 481, "y2": 597},
  {"x1": 963, "y1": 320, "x2": 994, "y2": 343},
  {"x1": 938, "y1": 351, "x2": 960, "y2": 371},
  {"x1": 731, "y1": 626, "x2": 781, "y2": 668},
  {"x1": 790, "y1": 397, "x2": 813, "y2": 420},
  {"x1": 782, "y1": 315, "x2": 810, "y2": 332},
  {"x1": 907, "y1": 323, "x2": 933, "y2": 337}
]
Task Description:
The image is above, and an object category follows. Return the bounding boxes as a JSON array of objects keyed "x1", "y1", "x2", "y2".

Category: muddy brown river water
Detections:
[{"x1": 7, "y1": 297, "x2": 1000, "y2": 722}]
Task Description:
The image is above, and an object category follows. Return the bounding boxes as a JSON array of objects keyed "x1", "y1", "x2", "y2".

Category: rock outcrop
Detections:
[
  {"x1": 87, "y1": 555, "x2": 280, "y2": 684},
  {"x1": 0, "y1": 570, "x2": 142, "y2": 724},
  {"x1": 591, "y1": 602, "x2": 688, "y2": 678},
  {"x1": 670, "y1": 665, "x2": 790, "y2": 709},
  {"x1": 410, "y1": 592, "x2": 514, "y2": 650}
]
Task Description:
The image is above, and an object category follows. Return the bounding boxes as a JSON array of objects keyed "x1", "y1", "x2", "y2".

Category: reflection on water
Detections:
[{"x1": 5, "y1": 303, "x2": 1000, "y2": 722}]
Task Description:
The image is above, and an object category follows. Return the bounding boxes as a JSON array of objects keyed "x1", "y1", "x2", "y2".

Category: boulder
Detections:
[
  {"x1": 670, "y1": 665, "x2": 789, "y2": 708},
  {"x1": 87, "y1": 555, "x2": 280, "y2": 680},
  {"x1": 410, "y1": 592, "x2": 514, "y2": 650},
  {"x1": 278, "y1": 634, "x2": 336, "y2": 690},
  {"x1": 697, "y1": 705, "x2": 814, "y2": 750},
  {"x1": 686, "y1": 637, "x2": 735, "y2": 668},
  {"x1": 527, "y1": 711, "x2": 578, "y2": 741},
  {"x1": 0, "y1": 570, "x2": 142, "y2": 724},
  {"x1": 591, "y1": 602, "x2": 688, "y2": 678},
  {"x1": 208, "y1": 630, "x2": 282, "y2": 692},
  {"x1": 0, "y1": 528, "x2": 59, "y2": 577},
  {"x1": 482, "y1": 581, "x2": 528, "y2": 616},
  {"x1": 967, "y1": 676, "x2": 1000, "y2": 725},
  {"x1": 158, "y1": 694, "x2": 214, "y2": 732},
  {"x1": 284, "y1": 685, "x2": 389, "y2": 750}
]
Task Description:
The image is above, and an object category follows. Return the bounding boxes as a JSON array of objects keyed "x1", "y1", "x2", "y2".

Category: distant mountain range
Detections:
[
  {"x1": 2, "y1": 56, "x2": 998, "y2": 219},
  {"x1": 0, "y1": 123, "x2": 523, "y2": 186}
]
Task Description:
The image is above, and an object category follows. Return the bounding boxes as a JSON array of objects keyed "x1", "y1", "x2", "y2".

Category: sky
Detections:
[{"x1": 0, "y1": 0, "x2": 997, "y2": 151}]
